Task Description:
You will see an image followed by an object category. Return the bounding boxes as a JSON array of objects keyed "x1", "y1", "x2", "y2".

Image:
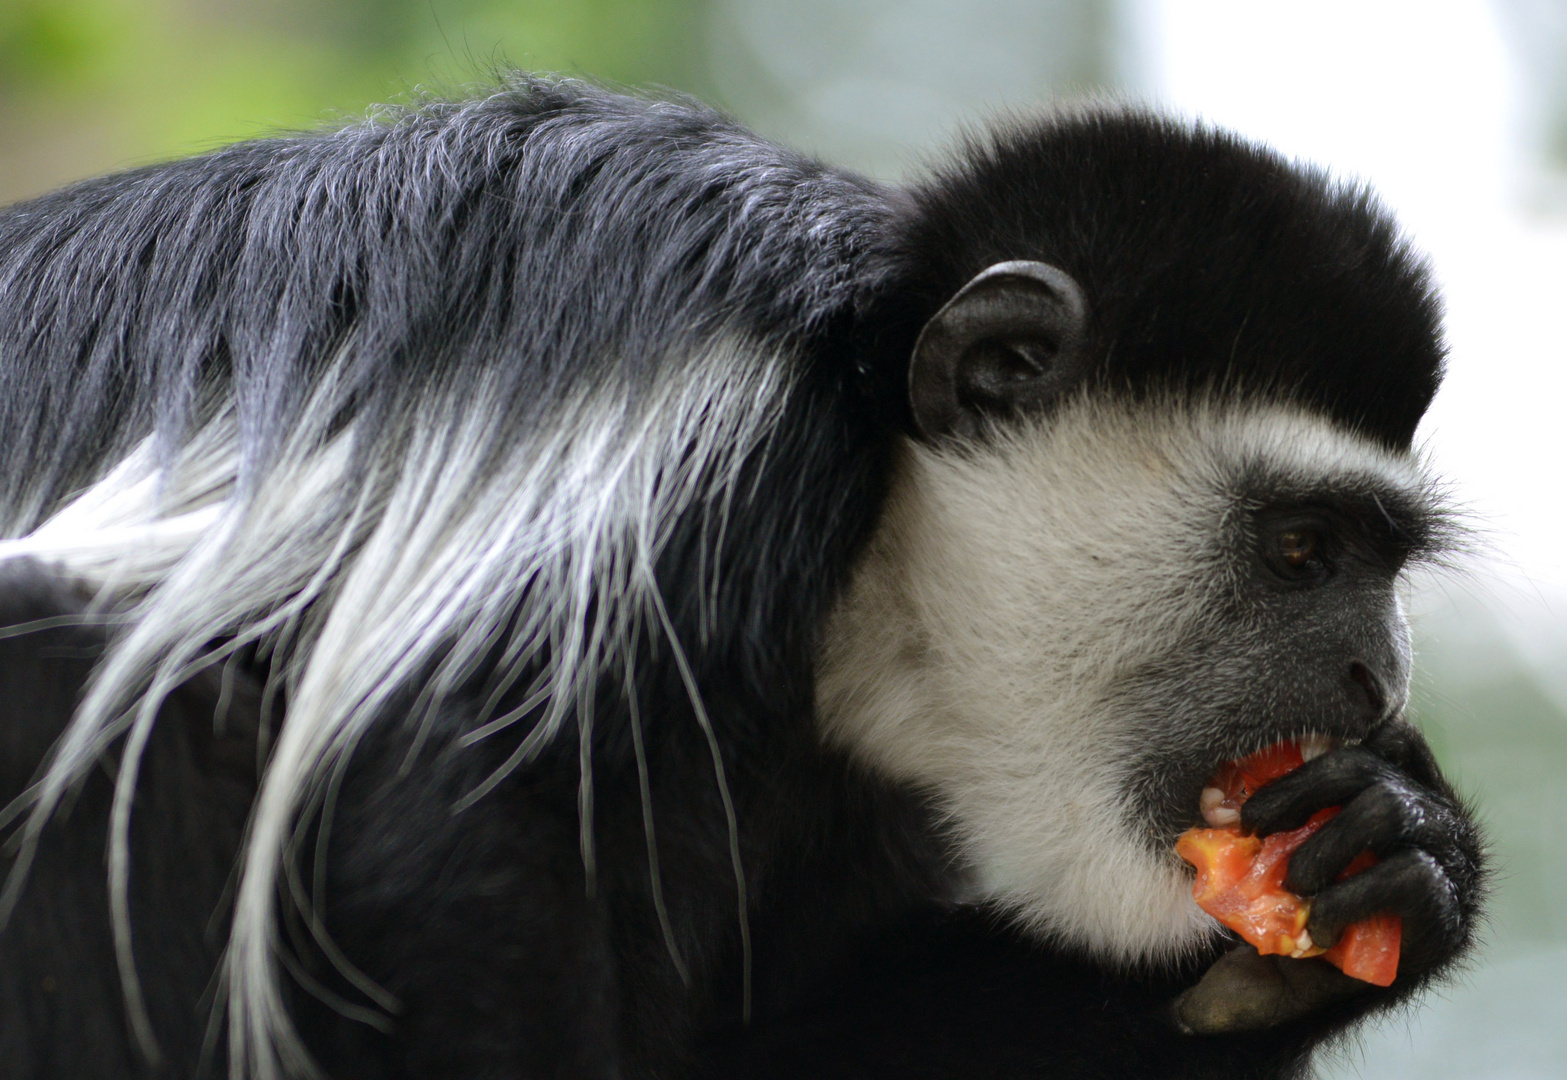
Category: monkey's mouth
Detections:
[
  {"x1": 1194, "y1": 734, "x2": 1343, "y2": 828},
  {"x1": 1140, "y1": 730, "x2": 1368, "y2": 848}
]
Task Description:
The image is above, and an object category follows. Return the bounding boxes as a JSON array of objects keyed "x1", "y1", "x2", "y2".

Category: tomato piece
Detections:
[
  {"x1": 1207, "y1": 741, "x2": 1305, "y2": 811},
  {"x1": 1176, "y1": 809, "x2": 1336, "y2": 961},
  {"x1": 1176, "y1": 741, "x2": 1400, "y2": 986}
]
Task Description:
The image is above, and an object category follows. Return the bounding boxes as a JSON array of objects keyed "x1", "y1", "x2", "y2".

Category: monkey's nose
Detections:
[{"x1": 1347, "y1": 661, "x2": 1388, "y2": 720}]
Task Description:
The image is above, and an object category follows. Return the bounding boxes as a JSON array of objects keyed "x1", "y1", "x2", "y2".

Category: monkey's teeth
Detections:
[
  {"x1": 1289, "y1": 929, "x2": 1315, "y2": 958},
  {"x1": 1200, "y1": 787, "x2": 1240, "y2": 827},
  {"x1": 1299, "y1": 735, "x2": 1337, "y2": 761}
]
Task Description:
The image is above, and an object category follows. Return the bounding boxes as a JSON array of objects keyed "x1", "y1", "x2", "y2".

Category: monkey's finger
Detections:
[
  {"x1": 1305, "y1": 850, "x2": 1460, "y2": 958},
  {"x1": 1240, "y1": 746, "x2": 1392, "y2": 836},
  {"x1": 1361, "y1": 718, "x2": 1445, "y2": 788},
  {"x1": 1173, "y1": 946, "x2": 1367, "y2": 1035},
  {"x1": 1283, "y1": 782, "x2": 1449, "y2": 896}
]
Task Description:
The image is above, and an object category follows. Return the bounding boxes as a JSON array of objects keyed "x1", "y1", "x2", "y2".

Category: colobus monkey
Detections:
[{"x1": 0, "y1": 77, "x2": 1484, "y2": 1079}]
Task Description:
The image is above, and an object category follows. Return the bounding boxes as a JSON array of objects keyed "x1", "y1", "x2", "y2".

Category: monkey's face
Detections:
[
  {"x1": 817, "y1": 391, "x2": 1445, "y2": 967},
  {"x1": 818, "y1": 255, "x2": 1451, "y2": 968}
]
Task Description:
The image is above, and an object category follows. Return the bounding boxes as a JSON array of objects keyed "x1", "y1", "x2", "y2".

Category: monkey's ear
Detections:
[{"x1": 908, "y1": 260, "x2": 1089, "y2": 441}]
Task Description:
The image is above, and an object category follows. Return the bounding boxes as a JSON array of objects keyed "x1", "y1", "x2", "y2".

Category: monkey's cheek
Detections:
[{"x1": 1172, "y1": 946, "x2": 1368, "y2": 1035}]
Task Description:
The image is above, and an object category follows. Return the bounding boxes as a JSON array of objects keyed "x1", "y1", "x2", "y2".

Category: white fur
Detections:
[
  {"x1": 0, "y1": 336, "x2": 790, "y2": 1078},
  {"x1": 816, "y1": 395, "x2": 1434, "y2": 968}
]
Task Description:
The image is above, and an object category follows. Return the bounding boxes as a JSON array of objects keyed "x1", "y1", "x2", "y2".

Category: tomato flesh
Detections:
[{"x1": 1175, "y1": 741, "x2": 1401, "y2": 987}]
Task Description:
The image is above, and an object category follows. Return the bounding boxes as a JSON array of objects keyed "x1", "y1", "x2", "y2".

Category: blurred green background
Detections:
[
  {"x1": 1, "y1": 1, "x2": 1564, "y2": 1077},
  {"x1": 0, "y1": 0, "x2": 714, "y2": 202},
  {"x1": 0, "y1": 0, "x2": 1126, "y2": 199}
]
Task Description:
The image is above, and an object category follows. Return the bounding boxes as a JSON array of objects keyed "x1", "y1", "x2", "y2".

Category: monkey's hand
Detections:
[{"x1": 1174, "y1": 720, "x2": 1485, "y2": 1035}]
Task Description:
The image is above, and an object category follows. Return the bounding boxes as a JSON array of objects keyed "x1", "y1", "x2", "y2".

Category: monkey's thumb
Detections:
[{"x1": 1173, "y1": 946, "x2": 1368, "y2": 1034}]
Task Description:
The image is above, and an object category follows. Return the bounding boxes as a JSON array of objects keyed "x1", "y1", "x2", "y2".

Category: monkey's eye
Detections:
[
  {"x1": 1262, "y1": 519, "x2": 1331, "y2": 584},
  {"x1": 1278, "y1": 529, "x2": 1315, "y2": 567}
]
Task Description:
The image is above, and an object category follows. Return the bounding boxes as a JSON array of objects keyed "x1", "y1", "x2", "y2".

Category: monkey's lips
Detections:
[{"x1": 1175, "y1": 739, "x2": 1401, "y2": 987}]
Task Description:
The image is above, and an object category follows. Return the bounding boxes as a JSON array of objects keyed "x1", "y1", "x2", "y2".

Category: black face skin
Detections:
[{"x1": 1129, "y1": 480, "x2": 1435, "y2": 850}]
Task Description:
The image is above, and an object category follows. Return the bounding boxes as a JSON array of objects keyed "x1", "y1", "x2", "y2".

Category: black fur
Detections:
[
  {"x1": 0, "y1": 563, "x2": 259, "y2": 1075},
  {"x1": 0, "y1": 77, "x2": 1477, "y2": 1078}
]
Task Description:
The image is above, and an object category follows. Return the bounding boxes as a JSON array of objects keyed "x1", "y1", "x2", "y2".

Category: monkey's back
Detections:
[{"x1": 0, "y1": 78, "x2": 889, "y2": 537}]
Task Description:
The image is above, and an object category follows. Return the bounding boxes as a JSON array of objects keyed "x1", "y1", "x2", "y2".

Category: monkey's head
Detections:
[{"x1": 819, "y1": 112, "x2": 1450, "y2": 967}]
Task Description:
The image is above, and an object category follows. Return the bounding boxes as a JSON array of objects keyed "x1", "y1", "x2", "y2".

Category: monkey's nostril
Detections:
[{"x1": 1349, "y1": 661, "x2": 1386, "y2": 718}]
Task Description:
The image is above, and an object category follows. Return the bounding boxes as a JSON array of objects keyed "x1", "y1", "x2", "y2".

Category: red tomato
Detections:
[{"x1": 1176, "y1": 741, "x2": 1400, "y2": 987}]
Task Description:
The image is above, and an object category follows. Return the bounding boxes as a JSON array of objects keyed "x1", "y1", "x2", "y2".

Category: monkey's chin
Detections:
[{"x1": 973, "y1": 822, "x2": 1220, "y2": 970}]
